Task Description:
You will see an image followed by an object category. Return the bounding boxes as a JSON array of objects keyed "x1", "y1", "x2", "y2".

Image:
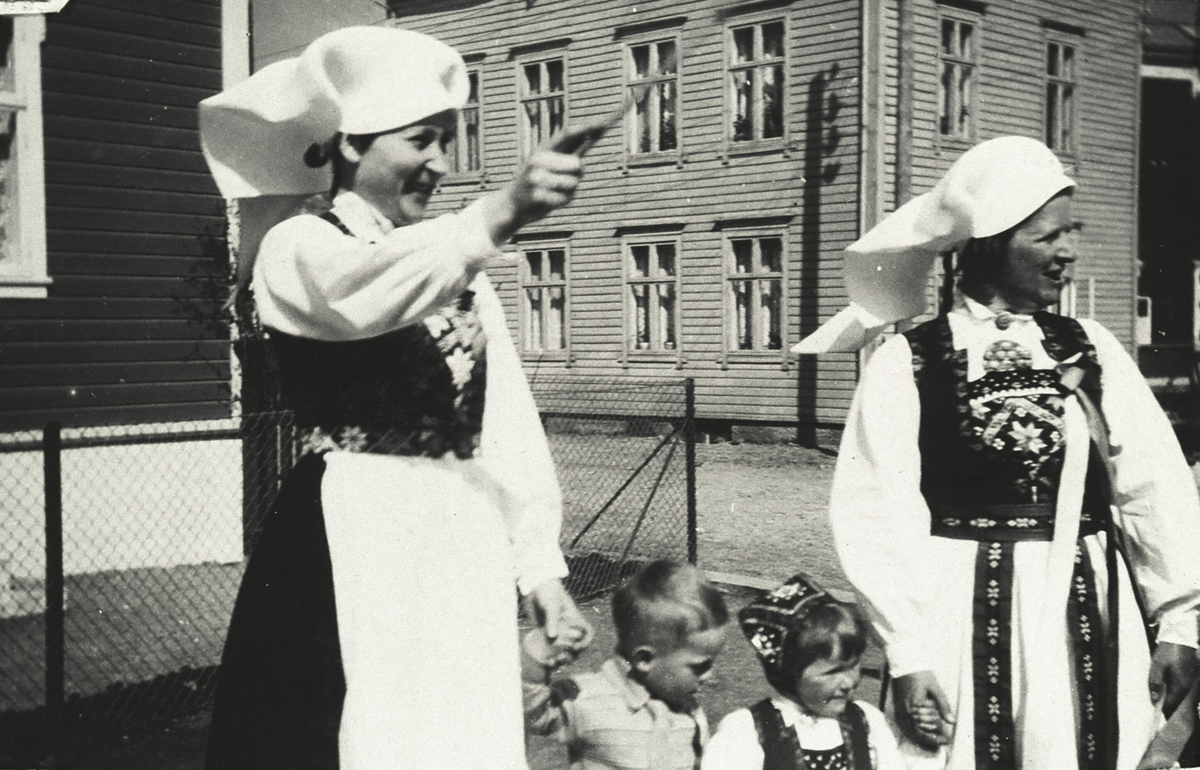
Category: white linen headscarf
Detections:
[
  {"x1": 199, "y1": 26, "x2": 469, "y2": 200},
  {"x1": 793, "y1": 136, "x2": 1075, "y2": 353}
]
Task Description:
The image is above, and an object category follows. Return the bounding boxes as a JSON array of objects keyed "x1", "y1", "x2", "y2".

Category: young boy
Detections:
[{"x1": 523, "y1": 559, "x2": 731, "y2": 770}]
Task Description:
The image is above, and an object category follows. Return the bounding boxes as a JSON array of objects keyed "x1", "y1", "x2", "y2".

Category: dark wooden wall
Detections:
[{"x1": 0, "y1": 0, "x2": 230, "y2": 431}]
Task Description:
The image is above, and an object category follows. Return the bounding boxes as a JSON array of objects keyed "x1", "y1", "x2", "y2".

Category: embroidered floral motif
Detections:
[
  {"x1": 1008, "y1": 421, "x2": 1047, "y2": 454},
  {"x1": 423, "y1": 315, "x2": 452, "y2": 338},
  {"x1": 445, "y1": 348, "x2": 475, "y2": 389}
]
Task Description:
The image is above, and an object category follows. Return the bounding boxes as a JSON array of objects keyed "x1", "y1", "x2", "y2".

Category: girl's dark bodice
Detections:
[{"x1": 748, "y1": 699, "x2": 871, "y2": 770}]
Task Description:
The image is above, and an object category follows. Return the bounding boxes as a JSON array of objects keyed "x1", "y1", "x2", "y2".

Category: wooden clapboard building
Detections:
[
  {"x1": 390, "y1": 0, "x2": 1144, "y2": 431},
  {"x1": 0, "y1": 0, "x2": 232, "y2": 432}
]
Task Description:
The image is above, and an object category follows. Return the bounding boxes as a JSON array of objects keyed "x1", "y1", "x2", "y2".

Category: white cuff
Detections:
[
  {"x1": 1156, "y1": 610, "x2": 1200, "y2": 648},
  {"x1": 516, "y1": 551, "x2": 570, "y2": 597}
]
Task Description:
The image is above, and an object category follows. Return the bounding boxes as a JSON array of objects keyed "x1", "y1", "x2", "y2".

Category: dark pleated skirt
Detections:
[{"x1": 205, "y1": 455, "x2": 346, "y2": 770}]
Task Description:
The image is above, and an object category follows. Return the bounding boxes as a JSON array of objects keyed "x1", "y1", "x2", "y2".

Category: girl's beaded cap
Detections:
[{"x1": 738, "y1": 573, "x2": 837, "y2": 676}]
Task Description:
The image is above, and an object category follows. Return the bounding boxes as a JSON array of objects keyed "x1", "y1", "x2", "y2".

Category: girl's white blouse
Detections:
[{"x1": 701, "y1": 697, "x2": 906, "y2": 770}]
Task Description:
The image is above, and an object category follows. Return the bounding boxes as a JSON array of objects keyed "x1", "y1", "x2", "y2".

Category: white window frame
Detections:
[
  {"x1": 516, "y1": 53, "x2": 567, "y2": 157},
  {"x1": 1044, "y1": 35, "x2": 1080, "y2": 156},
  {"x1": 936, "y1": 7, "x2": 980, "y2": 145},
  {"x1": 518, "y1": 242, "x2": 570, "y2": 357},
  {"x1": 623, "y1": 236, "x2": 682, "y2": 359},
  {"x1": 449, "y1": 66, "x2": 484, "y2": 177},
  {"x1": 725, "y1": 15, "x2": 788, "y2": 149},
  {"x1": 723, "y1": 229, "x2": 787, "y2": 357},
  {"x1": 623, "y1": 35, "x2": 681, "y2": 160},
  {"x1": 0, "y1": 15, "x2": 48, "y2": 299}
]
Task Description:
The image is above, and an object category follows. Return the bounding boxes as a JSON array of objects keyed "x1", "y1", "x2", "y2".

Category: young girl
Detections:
[{"x1": 702, "y1": 574, "x2": 905, "y2": 770}]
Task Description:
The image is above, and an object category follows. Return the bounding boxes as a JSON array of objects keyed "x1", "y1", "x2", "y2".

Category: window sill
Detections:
[
  {"x1": 522, "y1": 351, "x2": 569, "y2": 363},
  {"x1": 438, "y1": 172, "x2": 488, "y2": 187},
  {"x1": 0, "y1": 275, "x2": 51, "y2": 299},
  {"x1": 724, "y1": 138, "x2": 786, "y2": 160},
  {"x1": 624, "y1": 152, "x2": 682, "y2": 170},
  {"x1": 936, "y1": 135, "x2": 975, "y2": 155},
  {"x1": 722, "y1": 350, "x2": 789, "y2": 370}
]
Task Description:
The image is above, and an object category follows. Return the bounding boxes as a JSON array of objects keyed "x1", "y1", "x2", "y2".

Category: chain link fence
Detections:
[
  {"x1": 530, "y1": 375, "x2": 696, "y2": 599},
  {"x1": 0, "y1": 378, "x2": 694, "y2": 763}
]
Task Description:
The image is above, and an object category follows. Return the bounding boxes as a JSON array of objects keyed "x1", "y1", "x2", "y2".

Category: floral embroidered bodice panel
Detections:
[
  {"x1": 965, "y1": 351, "x2": 1067, "y2": 503},
  {"x1": 269, "y1": 291, "x2": 488, "y2": 460}
]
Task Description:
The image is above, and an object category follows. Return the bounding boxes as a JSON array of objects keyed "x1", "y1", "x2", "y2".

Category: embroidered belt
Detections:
[
  {"x1": 299, "y1": 424, "x2": 480, "y2": 460},
  {"x1": 929, "y1": 502, "x2": 1055, "y2": 542}
]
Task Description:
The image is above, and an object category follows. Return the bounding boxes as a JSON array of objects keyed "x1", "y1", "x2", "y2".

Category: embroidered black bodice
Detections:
[
  {"x1": 902, "y1": 311, "x2": 1108, "y2": 539},
  {"x1": 266, "y1": 214, "x2": 488, "y2": 460}
]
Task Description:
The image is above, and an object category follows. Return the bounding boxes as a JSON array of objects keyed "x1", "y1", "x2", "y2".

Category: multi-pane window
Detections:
[
  {"x1": 626, "y1": 240, "x2": 679, "y2": 351},
  {"x1": 937, "y1": 14, "x2": 977, "y2": 140},
  {"x1": 728, "y1": 20, "x2": 785, "y2": 143},
  {"x1": 0, "y1": 15, "x2": 47, "y2": 299},
  {"x1": 519, "y1": 57, "x2": 565, "y2": 155},
  {"x1": 449, "y1": 70, "x2": 482, "y2": 173},
  {"x1": 727, "y1": 235, "x2": 784, "y2": 351},
  {"x1": 626, "y1": 39, "x2": 679, "y2": 155},
  {"x1": 521, "y1": 247, "x2": 567, "y2": 352},
  {"x1": 1045, "y1": 41, "x2": 1077, "y2": 153}
]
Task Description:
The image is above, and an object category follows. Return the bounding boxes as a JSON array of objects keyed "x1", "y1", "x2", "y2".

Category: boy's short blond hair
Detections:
[{"x1": 612, "y1": 560, "x2": 729, "y2": 656}]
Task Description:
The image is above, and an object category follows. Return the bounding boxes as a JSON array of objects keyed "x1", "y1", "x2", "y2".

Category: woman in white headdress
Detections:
[
  {"x1": 198, "y1": 27, "x2": 599, "y2": 770},
  {"x1": 798, "y1": 136, "x2": 1200, "y2": 770}
]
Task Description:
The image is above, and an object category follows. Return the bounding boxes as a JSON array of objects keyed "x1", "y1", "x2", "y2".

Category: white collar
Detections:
[
  {"x1": 956, "y1": 294, "x2": 1038, "y2": 329},
  {"x1": 329, "y1": 191, "x2": 396, "y2": 240},
  {"x1": 769, "y1": 696, "x2": 839, "y2": 729}
]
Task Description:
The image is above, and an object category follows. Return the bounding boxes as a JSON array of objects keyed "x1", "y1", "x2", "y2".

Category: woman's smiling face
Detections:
[
  {"x1": 344, "y1": 109, "x2": 457, "y2": 226},
  {"x1": 990, "y1": 192, "x2": 1078, "y2": 313}
]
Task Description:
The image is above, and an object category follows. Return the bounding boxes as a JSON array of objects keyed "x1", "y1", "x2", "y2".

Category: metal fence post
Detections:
[
  {"x1": 44, "y1": 421, "x2": 65, "y2": 720},
  {"x1": 684, "y1": 378, "x2": 697, "y2": 565}
]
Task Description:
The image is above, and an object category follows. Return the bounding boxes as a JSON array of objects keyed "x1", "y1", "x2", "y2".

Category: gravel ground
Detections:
[
  {"x1": 693, "y1": 435, "x2": 849, "y2": 592},
  {"x1": 50, "y1": 436, "x2": 866, "y2": 770}
]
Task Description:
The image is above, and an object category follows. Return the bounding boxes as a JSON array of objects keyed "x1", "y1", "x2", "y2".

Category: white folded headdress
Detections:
[
  {"x1": 793, "y1": 136, "x2": 1075, "y2": 353},
  {"x1": 199, "y1": 26, "x2": 469, "y2": 200}
]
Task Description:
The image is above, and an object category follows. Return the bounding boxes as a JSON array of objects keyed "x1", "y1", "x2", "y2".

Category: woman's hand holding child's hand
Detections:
[
  {"x1": 526, "y1": 579, "x2": 594, "y2": 669},
  {"x1": 895, "y1": 670, "x2": 956, "y2": 748}
]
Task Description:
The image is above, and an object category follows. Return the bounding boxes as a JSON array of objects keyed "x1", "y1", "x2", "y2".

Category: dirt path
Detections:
[{"x1": 694, "y1": 437, "x2": 852, "y2": 594}]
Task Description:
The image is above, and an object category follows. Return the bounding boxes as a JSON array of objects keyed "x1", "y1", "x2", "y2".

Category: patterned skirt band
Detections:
[
  {"x1": 929, "y1": 502, "x2": 1055, "y2": 542},
  {"x1": 929, "y1": 500, "x2": 1107, "y2": 541}
]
